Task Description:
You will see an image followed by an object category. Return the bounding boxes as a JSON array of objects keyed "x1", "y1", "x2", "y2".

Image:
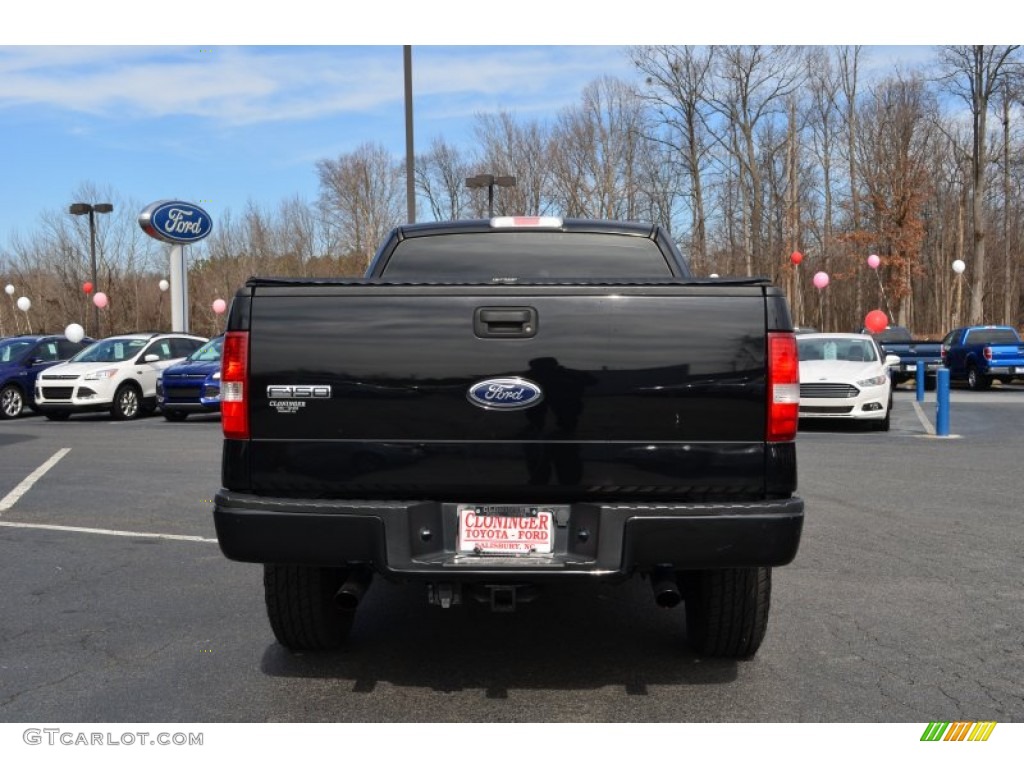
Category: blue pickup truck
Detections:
[{"x1": 941, "y1": 325, "x2": 1024, "y2": 390}]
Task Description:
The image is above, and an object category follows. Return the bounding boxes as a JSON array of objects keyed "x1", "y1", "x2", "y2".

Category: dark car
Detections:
[
  {"x1": 157, "y1": 335, "x2": 223, "y2": 421},
  {"x1": 0, "y1": 334, "x2": 94, "y2": 419}
]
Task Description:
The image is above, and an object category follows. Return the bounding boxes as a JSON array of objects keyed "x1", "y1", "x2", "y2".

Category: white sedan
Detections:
[{"x1": 796, "y1": 333, "x2": 899, "y2": 431}]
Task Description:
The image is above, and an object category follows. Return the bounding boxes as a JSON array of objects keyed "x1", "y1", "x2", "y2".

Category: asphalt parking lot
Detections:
[{"x1": 1, "y1": 385, "x2": 1022, "y2": 723}]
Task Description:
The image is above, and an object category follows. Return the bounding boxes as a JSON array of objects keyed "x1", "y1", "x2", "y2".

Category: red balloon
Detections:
[
  {"x1": 865, "y1": 309, "x2": 888, "y2": 334},
  {"x1": 790, "y1": 251, "x2": 803, "y2": 265},
  {"x1": 83, "y1": 281, "x2": 94, "y2": 294}
]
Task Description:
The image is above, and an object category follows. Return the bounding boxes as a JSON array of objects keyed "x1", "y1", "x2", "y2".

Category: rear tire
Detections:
[
  {"x1": 680, "y1": 567, "x2": 771, "y2": 659},
  {"x1": 0, "y1": 384, "x2": 25, "y2": 419},
  {"x1": 263, "y1": 564, "x2": 355, "y2": 651},
  {"x1": 967, "y1": 364, "x2": 991, "y2": 391}
]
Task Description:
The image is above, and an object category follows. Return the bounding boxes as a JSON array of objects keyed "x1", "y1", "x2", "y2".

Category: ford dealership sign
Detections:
[{"x1": 139, "y1": 200, "x2": 213, "y2": 244}]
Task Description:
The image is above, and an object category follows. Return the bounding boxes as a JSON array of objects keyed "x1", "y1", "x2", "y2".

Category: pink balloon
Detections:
[
  {"x1": 812, "y1": 271, "x2": 830, "y2": 290},
  {"x1": 212, "y1": 298, "x2": 227, "y2": 315},
  {"x1": 92, "y1": 292, "x2": 108, "y2": 309},
  {"x1": 867, "y1": 254, "x2": 880, "y2": 269}
]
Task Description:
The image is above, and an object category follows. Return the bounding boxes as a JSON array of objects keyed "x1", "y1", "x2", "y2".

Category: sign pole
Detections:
[{"x1": 169, "y1": 244, "x2": 188, "y2": 333}]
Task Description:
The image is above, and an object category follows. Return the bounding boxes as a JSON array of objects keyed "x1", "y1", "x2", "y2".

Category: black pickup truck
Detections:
[{"x1": 214, "y1": 217, "x2": 804, "y2": 659}]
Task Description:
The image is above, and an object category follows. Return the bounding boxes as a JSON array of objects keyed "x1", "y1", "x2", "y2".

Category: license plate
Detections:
[
  {"x1": 906, "y1": 363, "x2": 917, "y2": 371},
  {"x1": 457, "y1": 505, "x2": 556, "y2": 555}
]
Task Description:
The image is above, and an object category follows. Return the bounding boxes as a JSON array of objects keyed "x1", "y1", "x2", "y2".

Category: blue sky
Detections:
[
  {"x1": 0, "y1": 45, "x2": 645, "y2": 240},
  {"x1": 0, "y1": 3, "x2": 961, "y2": 246}
]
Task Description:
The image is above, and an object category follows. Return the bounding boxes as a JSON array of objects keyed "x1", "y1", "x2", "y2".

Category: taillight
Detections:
[
  {"x1": 984, "y1": 347, "x2": 992, "y2": 361},
  {"x1": 221, "y1": 331, "x2": 249, "y2": 439},
  {"x1": 768, "y1": 332, "x2": 800, "y2": 442}
]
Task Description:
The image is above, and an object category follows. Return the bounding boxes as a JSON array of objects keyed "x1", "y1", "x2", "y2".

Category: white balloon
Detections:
[
  {"x1": 709, "y1": 273, "x2": 720, "y2": 278},
  {"x1": 159, "y1": 279, "x2": 170, "y2": 292},
  {"x1": 952, "y1": 259, "x2": 966, "y2": 274},
  {"x1": 16, "y1": 296, "x2": 31, "y2": 311},
  {"x1": 4, "y1": 284, "x2": 13, "y2": 295},
  {"x1": 65, "y1": 323, "x2": 85, "y2": 343}
]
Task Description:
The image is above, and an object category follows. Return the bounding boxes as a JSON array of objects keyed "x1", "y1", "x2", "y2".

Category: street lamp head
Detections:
[
  {"x1": 69, "y1": 202, "x2": 114, "y2": 215},
  {"x1": 465, "y1": 174, "x2": 492, "y2": 189},
  {"x1": 495, "y1": 176, "x2": 517, "y2": 188}
]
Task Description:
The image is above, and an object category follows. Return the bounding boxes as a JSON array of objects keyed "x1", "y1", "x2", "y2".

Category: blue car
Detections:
[
  {"x1": 0, "y1": 334, "x2": 94, "y2": 419},
  {"x1": 156, "y1": 335, "x2": 223, "y2": 421}
]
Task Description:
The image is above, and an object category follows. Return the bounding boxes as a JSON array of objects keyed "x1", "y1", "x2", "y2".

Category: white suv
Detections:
[{"x1": 35, "y1": 333, "x2": 208, "y2": 420}]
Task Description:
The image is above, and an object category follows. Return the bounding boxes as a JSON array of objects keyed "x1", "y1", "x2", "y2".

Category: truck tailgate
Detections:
[{"x1": 240, "y1": 283, "x2": 786, "y2": 501}]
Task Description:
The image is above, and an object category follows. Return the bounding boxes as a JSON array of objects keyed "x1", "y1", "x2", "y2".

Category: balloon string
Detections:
[
  {"x1": 8, "y1": 297, "x2": 23, "y2": 334},
  {"x1": 875, "y1": 271, "x2": 894, "y2": 322}
]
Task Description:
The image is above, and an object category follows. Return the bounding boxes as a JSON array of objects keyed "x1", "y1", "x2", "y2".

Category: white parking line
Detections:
[
  {"x1": 0, "y1": 448, "x2": 71, "y2": 513},
  {"x1": 911, "y1": 399, "x2": 935, "y2": 435},
  {"x1": 0, "y1": 520, "x2": 218, "y2": 543}
]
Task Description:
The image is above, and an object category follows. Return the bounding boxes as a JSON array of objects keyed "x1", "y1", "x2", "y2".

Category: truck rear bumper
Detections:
[{"x1": 213, "y1": 491, "x2": 804, "y2": 577}]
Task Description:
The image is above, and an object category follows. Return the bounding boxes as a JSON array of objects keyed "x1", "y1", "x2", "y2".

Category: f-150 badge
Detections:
[
  {"x1": 267, "y1": 385, "x2": 331, "y2": 414},
  {"x1": 467, "y1": 378, "x2": 543, "y2": 410}
]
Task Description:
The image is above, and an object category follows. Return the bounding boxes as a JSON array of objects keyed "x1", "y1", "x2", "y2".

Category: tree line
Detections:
[{"x1": 2, "y1": 45, "x2": 1021, "y2": 340}]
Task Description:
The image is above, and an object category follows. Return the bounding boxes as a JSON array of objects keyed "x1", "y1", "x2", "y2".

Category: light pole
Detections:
[
  {"x1": 69, "y1": 202, "x2": 113, "y2": 338},
  {"x1": 404, "y1": 45, "x2": 416, "y2": 224},
  {"x1": 466, "y1": 174, "x2": 517, "y2": 218}
]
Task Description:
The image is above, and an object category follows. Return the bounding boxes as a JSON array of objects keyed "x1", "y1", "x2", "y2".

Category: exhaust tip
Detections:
[
  {"x1": 654, "y1": 587, "x2": 682, "y2": 608},
  {"x1": 651, "y1": 567, "x2": 682, "y2": 608},
  {"x1": 334, "y1": 589, "x2": 360, "y2": 612},
  {"x1": 334, "y1": 570, "x2": 371, "y2": 612}
]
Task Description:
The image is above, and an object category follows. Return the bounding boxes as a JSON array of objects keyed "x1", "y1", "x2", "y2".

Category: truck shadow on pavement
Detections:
[{"x1": 258, "y1": 577, "x2": 741, "y2": 697}]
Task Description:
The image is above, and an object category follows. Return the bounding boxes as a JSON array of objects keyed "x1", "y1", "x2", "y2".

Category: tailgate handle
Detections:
[{"x1": 475, "y1": 307, "x2": 538, "y2": 338}]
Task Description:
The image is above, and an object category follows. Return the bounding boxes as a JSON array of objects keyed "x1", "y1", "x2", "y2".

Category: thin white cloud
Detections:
[
  {"x1": 0, "y1": 45, "x2": 634, "y2": 127},
  {"x1": 0, "y1": 46, "x2": 400, "y2": 123}
]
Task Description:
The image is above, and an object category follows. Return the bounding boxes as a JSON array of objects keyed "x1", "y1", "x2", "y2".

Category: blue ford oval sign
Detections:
[
  {"x1": 138, "y1": 200, "x2": 213, "y2": 244},
  {"x1": 468, "y1": 378, "x2": 543, "y2": 410}
]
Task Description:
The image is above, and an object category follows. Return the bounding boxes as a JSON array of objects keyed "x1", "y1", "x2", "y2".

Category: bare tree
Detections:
[
  {"x1": 804, "y1": 48, "x2": 843, "y2": 329},
  {"x1": 631, "y1": 45, "x2": 714, "y2": 259},
  {"x1": 837, "y1": 46, "x2": 867, "y2": 323},
  {"x1": 857, "y1": 75, "x2": 937, "y2": 328},
  {"x1": 994, "y1": 82, "x2": 1021, "y2": 326},
  {"x1": 937, "y1": 45, "x2": 1021, "y2": 323},
  {"x1": 317, "y1": 143, "x2": 404, "y2": 267},
  {"x1": 416, "y1": 137, "x2": 473, "y2": 222},
  {"x1": 548, "y1": 77, "x2": 654, "y2": 220},
  {"x1": 472, "y1": 112, "x2": 553, "y2": 216},
  {"x1": 706, "y1": 45, "x2": 807, "y2": 276}
]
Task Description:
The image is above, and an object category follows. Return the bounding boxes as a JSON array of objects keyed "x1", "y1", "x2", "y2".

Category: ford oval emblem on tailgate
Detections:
[{"x1": 467, "y1": 378, "x2": 543, "y2": 410}]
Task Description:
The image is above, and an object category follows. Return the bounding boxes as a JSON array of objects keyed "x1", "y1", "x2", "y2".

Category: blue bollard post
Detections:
[
  {"x1": 936, "y1": 368, "x2": 950, "y2": 436},
  {"x1": 916, "y1": 366, "x2": 925, "y2": 402}
]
